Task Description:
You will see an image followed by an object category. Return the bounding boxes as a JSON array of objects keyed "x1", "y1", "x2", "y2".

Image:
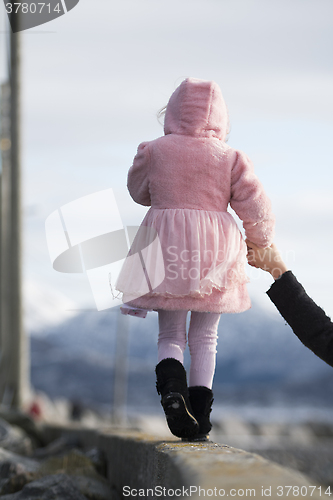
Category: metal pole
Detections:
[
  {"x1": 0, "y1": 82, "x2": 12, "y2": 404},
  {"x1": 111, "y1": 310, "x2": 129, "y2": 425},
  {"x1": 0, "y1": 10, "x2": 29, "y2": 409}
]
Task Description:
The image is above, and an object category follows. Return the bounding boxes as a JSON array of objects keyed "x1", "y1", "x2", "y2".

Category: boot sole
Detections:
[
  {"x1": 182, "y1": 433, "x2": 210, "y2": 442},
  {"x1": 161, "y1": 392, "x2": 199, "y2": 439}
]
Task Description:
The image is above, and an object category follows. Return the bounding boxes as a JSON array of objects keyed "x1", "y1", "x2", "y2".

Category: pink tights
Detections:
[{"x1": 157, "y1": 310, "x2": 221, "y2": 389}]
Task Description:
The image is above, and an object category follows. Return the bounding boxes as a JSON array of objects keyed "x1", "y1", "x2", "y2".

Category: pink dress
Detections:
[{"x1": 116, "y1": 78, "x2": 275, "y2": 313}]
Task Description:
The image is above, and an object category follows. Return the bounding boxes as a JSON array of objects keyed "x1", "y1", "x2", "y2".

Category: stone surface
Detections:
[
  {"x1": 158, "y1": 441, "x2": 325, "y2": 500},
  {"x1": 44, "y1": 424, "x2": 327, "y2": 500},
  {"x1": 0, "y1": 473, "x2": 88, "y2": 499}
]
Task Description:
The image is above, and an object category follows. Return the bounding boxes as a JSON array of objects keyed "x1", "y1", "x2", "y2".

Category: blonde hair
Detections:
[{"x1": 157, "y1": 106, "x2": 167, "y2": 126}]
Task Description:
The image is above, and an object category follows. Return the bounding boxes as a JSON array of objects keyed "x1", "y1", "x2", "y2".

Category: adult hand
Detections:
[{"x1": 246, "y1": 240, "x2": 288, "y2": 280}]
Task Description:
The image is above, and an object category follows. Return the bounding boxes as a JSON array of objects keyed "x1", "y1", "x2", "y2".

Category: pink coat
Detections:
[{"x1": 116, "y1": 78, "x2": 275, "y2": 313}]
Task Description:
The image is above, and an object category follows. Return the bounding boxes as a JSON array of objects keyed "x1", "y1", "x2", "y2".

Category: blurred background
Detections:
[{"x1": 0, "y1": 0, "x2": 333, "y2": 483}]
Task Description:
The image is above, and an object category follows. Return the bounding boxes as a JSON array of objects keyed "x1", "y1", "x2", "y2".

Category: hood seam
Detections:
[
  {"x1": 206, "y1": 86, "x2": 215, "y2": 138},
  {"x1": 178, "y1": 81, "x2": 186, "y2": 135}
]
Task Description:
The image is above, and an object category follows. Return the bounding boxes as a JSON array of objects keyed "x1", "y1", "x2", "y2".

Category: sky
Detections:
[{"x1": 0, "y1": 0, "x2": 332, "y2": 331}]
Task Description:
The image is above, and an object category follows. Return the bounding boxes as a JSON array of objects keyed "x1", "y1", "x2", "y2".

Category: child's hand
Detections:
[{"x1": 246, "y1": 240, "x2": 288, "y2": 280}]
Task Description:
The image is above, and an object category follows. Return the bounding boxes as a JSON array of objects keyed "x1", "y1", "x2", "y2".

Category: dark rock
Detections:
[
  {"x1": 0, "y1": 447, "x2": 39, "y2": 472},
  {"x1": 0, "y1": 447, "x2": 40, "y2": 495},
  {"x1": 69, "y1": 475, "x2": 112, "y2": 500},
  {"x1": 38, "y1": 448, "x2": 96, "y2": 476},
  {"x1": 0, "y1": 410, "x2": 45, "y2": 448},
  {"x1": 84, "y1": 449, "x2": 107, "y2": 477},
  {"x1": 0, "y1": 461, "x2": 35, "y2": 495},
  {"x1": 0, "y1": 418, "x2": 34, "y2": 456},
  {"x1": 37, "y1": 449, "x2": 112, "y2": 500},
  {"x1": 0, "y1": 445, "x2": 112, "y2": 499},
  {"x1": 33, "y1": 436, "x2": 80, "y2": 459},
  {"x1": 0, "y1": 473, "x2": 88, "y2": 499}
]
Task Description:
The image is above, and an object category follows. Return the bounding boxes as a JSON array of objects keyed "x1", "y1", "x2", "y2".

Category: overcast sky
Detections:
[{"x1": 0, "y1": 0, "x2": 332, "y2": 330}]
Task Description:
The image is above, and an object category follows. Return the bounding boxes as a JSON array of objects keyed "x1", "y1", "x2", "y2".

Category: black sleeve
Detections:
[{"x1": 267, "y1": 271, "x2": 333, "y2": 367}]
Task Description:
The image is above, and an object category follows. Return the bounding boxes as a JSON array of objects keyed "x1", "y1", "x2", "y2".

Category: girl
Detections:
[{"x1": 116, "y1": 78, "x2": 275, "y2": 440}]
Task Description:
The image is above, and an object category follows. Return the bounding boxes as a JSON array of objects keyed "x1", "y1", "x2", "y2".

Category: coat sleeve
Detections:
[
  {"x1": 267, "y1": 271, "x2": 333, "y2": 367},
  {"x1": 229, "y1": 150, "x2": 275, "y2": 248},
  {"x1": 127, "y1": 142, "x2": 151, "y2": 206}
]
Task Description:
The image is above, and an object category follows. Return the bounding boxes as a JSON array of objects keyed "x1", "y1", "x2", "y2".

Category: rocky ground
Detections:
[
  {"x1": 0, "y1": 402, "x2": 117, "y2": 500},
  {"x1": 0, "y1": 394, "x2": 332, "y2": 499}
]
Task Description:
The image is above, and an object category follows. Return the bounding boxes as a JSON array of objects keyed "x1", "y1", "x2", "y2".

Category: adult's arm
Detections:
[
  {"x1": 246, "y1": 240, "x2": 333, "y2": 367},
  {"x1": 267, "y1": 271, "x2": 333, "y2": 367}
]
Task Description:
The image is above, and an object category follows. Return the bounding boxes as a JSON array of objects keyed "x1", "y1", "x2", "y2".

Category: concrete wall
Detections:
[{"x1": 43, "y1": 424, "x2": 324, "y2": 500}]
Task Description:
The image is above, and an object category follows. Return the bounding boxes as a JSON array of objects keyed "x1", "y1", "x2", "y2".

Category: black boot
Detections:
[
  {"x1": 187, "y1": 386, "x2": 214, "y2": 441},
  {"x1": 155, "y1": 358, "x2": 199, "y2": 439}
]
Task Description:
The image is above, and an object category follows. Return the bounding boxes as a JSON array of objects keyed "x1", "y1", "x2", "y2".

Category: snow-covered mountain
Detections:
[{"x1": 30, "y1": 301, "x2": 333, "y2": 414}]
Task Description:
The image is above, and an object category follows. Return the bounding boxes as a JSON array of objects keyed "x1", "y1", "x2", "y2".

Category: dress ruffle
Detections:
[{"x1": 115, "y1": 208, "x2": 249, "y2": 305}]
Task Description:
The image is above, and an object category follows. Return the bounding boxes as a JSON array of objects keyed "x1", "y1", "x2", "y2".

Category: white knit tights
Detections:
[{"x1": 157, "y1": 310, "x2": 221, "y2": 389}]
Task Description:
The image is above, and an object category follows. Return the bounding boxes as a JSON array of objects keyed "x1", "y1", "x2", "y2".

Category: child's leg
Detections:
[
  {"x1": 156, "y1": 309, "x2": 199, "y2": 439},
  {"x1": 157, "y1": 309, "x2": 188, "y2": 363},
  {"x1": 186, "y1": 311, "x2": 220, "y2": 440},
  {"x1": 188, "y1": 311, "x2": 221, "y2": 389}
]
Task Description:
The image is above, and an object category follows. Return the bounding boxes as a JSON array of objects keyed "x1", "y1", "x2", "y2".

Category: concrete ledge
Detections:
[{"x1": 43, "y1": 424, "x2": 324, "y2": 499}]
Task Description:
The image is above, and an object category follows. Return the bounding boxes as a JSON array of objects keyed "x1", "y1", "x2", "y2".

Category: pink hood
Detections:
[{"x1": 164, "y1": 78, "x2": 229, "y2": 141}]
